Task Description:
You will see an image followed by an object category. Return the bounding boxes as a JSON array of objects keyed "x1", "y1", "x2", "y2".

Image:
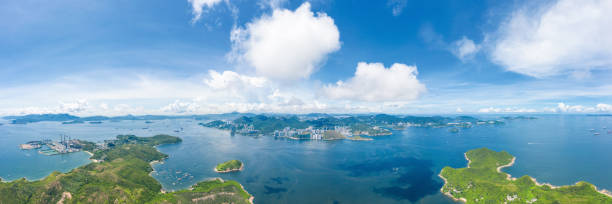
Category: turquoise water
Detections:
[{"x1": 1, "y1": 115, "x2": 611, "y2": 203}]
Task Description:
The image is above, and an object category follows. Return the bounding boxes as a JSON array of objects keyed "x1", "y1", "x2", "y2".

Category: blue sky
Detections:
[{"x1": 1, "y1": 0, "x2": 611, "y2": 115}]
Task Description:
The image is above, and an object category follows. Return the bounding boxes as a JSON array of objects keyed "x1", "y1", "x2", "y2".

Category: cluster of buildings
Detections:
[
  {"x1": 273, "y1": 126, "x2": 353, "y2": 140},
  {"x1": 20, "y1": 135, "x2": 83, "y2": 155}
]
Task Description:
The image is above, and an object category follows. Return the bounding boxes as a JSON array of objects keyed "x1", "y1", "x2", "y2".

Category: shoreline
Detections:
[
  {"x1": 148, "y1": 160, "x2": 164, "y2": 181},
  {"x1": 214, "y1": 162, "x2": 244, "y2": 173},
  {"x1": 439, "y1": 153, "x2": 612, "y2": 202},
  {"x1": 84, "y1": 151, "x2": 102, "y2": 163},
  {"x1": 437, "y1": 173, "x2": 467, "y2": 203},
  {"x1": 237, "y1": 182, "x2": 255, "y2": 204},
  {"x1": 1, "y1": 151, "x2": 94, "y2": 183}
]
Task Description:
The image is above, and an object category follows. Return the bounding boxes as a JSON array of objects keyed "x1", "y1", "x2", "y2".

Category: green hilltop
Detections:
[
  {"x1": 440, "y1": 148, "x2": 612, "y2": 203},
  {"x1": 0, "y1": 134, "x2": 252, "y2": 204},
  {"x1": 215, "y1": 160, "x2": 243, "y2": 172}
]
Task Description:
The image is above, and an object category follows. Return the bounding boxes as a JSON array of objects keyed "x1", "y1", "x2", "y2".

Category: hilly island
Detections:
[
  {"x1": 0, "y1": 134, "x2": 253, "y2": 204},
  {"x1": 440, "y1": 148, "x2": 612, "y2": 203}
]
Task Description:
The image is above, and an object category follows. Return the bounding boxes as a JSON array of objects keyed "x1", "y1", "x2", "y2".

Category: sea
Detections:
[{"x1": 1, "y1": 115, "x2": 611, "y2": 203}]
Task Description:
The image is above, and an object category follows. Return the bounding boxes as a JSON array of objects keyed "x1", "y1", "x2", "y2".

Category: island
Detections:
[
  {"x1": 215, "y1": 160, "x2": 244, "y2": 173},
  {"x1": 199, "y1": 114, "x2": 507, "y2": 141},
  {"x1": 439, "y1": 148, "x2": 612, "y2": 203},
  {"x1": 0, "y1": 134, "x2": 253, "y2": 204}
]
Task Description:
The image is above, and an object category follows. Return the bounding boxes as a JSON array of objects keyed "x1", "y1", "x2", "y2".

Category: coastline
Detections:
[
  {"x1": 148, "y1": 159, "x2": 164, "y2": 181},
  {"x1": 1, "y1": 151, "x2": 94, "y2": 183},
  {"x1": 237, "y1": 182, "x2": 255, "y2": 204},
  {"x1": 214, "y1": 162, "x2": 244, "y2": 173},
  {"x1": 439, "y1": 153, "x2": 612, "y2": 202},
  {"x1": 437, "y1": 173, "x2": 467, "y2": 203},
  {"x1": 84, "y1": 151, "x2": 101, "y2": 163}
]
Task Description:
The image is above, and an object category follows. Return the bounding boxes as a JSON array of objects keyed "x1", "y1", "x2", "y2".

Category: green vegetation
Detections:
[
  {"x1": 76, "y1": 140, "x2": 97, "y2": 152},
  {"x1": 440, "y1": 148, "x2": 612, "y2": 203},
  {"x1": 215, "y1": 160, "x2": 243, "y2": 172},
  {"x1": 200, "y1": 114, "x2": 505, "y2": 137},
  {"x1": 348, "y1": 136, "x2": 373, "y2": 141},
  {"x1": 151, "y1": 178, "x2": 252, "y2": 204},
  {"x1": 322, "y1": 130, "x2": 347, "y2": 140},
  {"x1": 0, "y1": 134, "x2": 252, "y2": 204}
]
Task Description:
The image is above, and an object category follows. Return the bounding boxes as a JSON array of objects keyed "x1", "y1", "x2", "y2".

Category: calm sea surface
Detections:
[{"x1": 1, "y1": 115, "x2": 611, "y2": 203}]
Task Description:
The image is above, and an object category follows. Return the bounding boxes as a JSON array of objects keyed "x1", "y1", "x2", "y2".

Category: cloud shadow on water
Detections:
[
  {"x1": 264, "y1": 185, "x2": 288, "y2": 195},
  {"x1": 342, "y1": 156, "x2": 443, "y2": 202},
  {"x1": 269, "y1": 176, "x2": 289, "y2": 185}
]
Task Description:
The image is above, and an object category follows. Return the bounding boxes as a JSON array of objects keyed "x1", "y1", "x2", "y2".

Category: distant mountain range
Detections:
[
  {"x1": 2, "y1": 112, "x2": 539, "y2": 125},
  {"x1": 2, "y1": 112, "x2": 255, "y2": 124}
]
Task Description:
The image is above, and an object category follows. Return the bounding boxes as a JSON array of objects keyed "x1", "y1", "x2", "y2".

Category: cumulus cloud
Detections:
[
  {"x1": 203, "y1": 70, "x2": 270, "y2": 102},
  {"x1": 478, "y1": 107, "x2": 537, "y2": 113},
  {"x1": 204, "y1": 70, "x2": 267, "y2": 90},
  {"x1": 491, "y1": 0, "x2": 612, "y2": 77},
  {"x1": 420, "y1": 25, "x2": 481, "y2": 62},
  {"x1": 161, "y1": 100, "x2": 201, "y2": 113},
  {"x1": 388, "y1": 0, "x2": 408, "y2": 16},
  {"x1": 59, "y1": 99, "x2": 89, "y2": 113},
  {"x1": 8, "y1": 99, "x2": 90, "y2": 115},
  {"x1": 188, "y1": 0, "x2": 224, "y2": 23},
  {"x1": 230, "y1": 2, "x2": 341, "y2": 80},
  {"x1": 452, "y1": 36, "x2": 480, "y2": 61},
  {"x1": 322, "y1": 62, "x2": 426, "y2": 102},
  {"x1": 550, "y1": 103, "x2": 612, "y2": 113},
  {"x1": 596, "y1": 103, "x2": 612, "y2": 112}
]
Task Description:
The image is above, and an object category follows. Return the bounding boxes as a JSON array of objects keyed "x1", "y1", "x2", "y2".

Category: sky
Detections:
[{"x1": 1, "y1": 0, "x2": 612, "y2": 116}]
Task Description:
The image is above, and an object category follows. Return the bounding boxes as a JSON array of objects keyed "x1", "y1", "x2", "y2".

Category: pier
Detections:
[{"x1": 19, "y1": 135, "x2": 84, "y2": 155}]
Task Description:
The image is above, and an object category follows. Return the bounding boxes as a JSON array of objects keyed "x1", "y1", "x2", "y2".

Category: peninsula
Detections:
[
  {"x1": 439, "y1": 148, "x2": 612, "y2": 203},
  {"x1": 200, "y1": 114, "x2": 506, "y2": 140},
  {"x1": 0, "y1": 134, "x2": 253, "y2": 204},
  {"x1": 214, "y1": 160, "x2": 244, "y2": 173}
]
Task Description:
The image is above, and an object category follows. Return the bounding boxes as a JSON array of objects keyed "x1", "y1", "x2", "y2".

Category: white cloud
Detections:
[
  {"x1": 259, "y1": 0, "x2": 287, "y2": 9},
  {"x1": 7, "y1": 99, "x2": 90, "y2": 115},
  {"x1": 492, "y1": 0, "x2": 612, "y2": 77},
  {"x1": 556, "y1": 102, "x2": 591, "y2": 113},
  {"x1": 478, "y1": 107, "x2": 537, "y2": 113},
  {"x1": 388, "y1": 0, "x2": 408, "y2": 16},
  {"x1": 203, "y1": 70, "x2": 271, "y2": 102},
  {"x1": 551, "y1": 103, "x2": 612, "y2": 113},
  {"x1": 456, "y1": 107, "x2": 464, "y2": 113},
  {"x1": 322, "y1": 62, "x2": 426, "y2": 102},
  {"x1": 596, "y1": 103, "x2": 612, "y2": 112},
  {"x1": 161, "y1": 100, "x2": 201, "y2": 113},
  {"x1": 188, "y1": 0, "x2": 224, "y2": 23},
  {"x1": 59, "y1": 99, "x2": 89, "y2": 113},
  {"x1": 420, "y1": 26, "x2": 481, "y2": 62},
  {"x1": 230, "y1": 2, "x2": 341, "y2": 80},
  {"x1": 204, "y1": 70, "x2": 267, "y2": 90},
  {"x1": 452, "y1": 36, "x2": 480, "y2": 61}
]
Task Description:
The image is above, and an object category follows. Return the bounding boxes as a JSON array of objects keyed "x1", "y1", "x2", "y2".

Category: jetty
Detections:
[{"x1": 20, "y1": 135, "x2": 84, "y2": 155}]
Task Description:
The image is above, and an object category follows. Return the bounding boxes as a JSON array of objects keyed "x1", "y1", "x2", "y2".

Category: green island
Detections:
[
  {"x1": 440, "y1": 148, "x2": 612, "y2": 203},
  {"x1": 348, "y1": 135, "x2": 373, "y2": 141},
  {"x1": 0, "y1": 134, "x2": 253, "y2": 204},
  {"x1": 215, "y1": 160, "x2": 244, "y2": 173},
  {"x1": 199, "y1": 114, "x2": 507, "y2": 141}
]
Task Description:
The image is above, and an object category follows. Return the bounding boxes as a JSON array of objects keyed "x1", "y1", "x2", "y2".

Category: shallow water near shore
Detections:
[{"x1": 1, "y1": 115, "x2": 612, "y2": 203}]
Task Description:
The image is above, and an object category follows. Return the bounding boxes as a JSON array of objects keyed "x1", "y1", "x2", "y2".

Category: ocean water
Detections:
[{"x1": 1, "y1": 115, "x2": 611, "y2": 203}]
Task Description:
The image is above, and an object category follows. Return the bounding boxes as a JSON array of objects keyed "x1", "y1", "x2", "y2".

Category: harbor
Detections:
[{"x1": 19, "y1": 135, "x2": 84, "y2": 156}]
